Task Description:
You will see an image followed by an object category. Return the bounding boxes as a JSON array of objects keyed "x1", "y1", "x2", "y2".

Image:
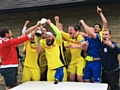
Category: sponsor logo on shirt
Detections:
[
  {"x1": 45, "y1": 44, "x2": 55, "y2": 49},
  {"x1": 69, "y1": 40, "x2": 79, "y2": 44}
]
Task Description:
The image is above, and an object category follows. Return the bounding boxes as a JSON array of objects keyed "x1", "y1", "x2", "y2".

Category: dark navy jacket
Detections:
[{"x1": 100, "y1": 41, "x2": 120, "y2": 71}]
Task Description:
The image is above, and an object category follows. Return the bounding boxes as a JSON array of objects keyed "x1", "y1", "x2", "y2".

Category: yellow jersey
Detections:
[
  {"x1": 99, "y1": 27, "x2": 104, "y2": 41},
  {"x1": 40, "y1": 39, "x2": 65, "y2": 69},
  {"x1": 24, "y1": 40, "x2": 39, "y2": 69},
  {"x1": 61, "y1": 31, "x2": 85, "y2": 61},
  {"x1": 38, "y1": 23, "x2": 66, "y2": 70}
]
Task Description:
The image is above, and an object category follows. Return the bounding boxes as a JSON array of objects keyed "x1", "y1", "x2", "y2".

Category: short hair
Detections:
[
  {"x1": 69, "y1": 25, "x2": 81, "y2": 32},
  {"x1": 0, "y1": 27, "x2": 10, "y2": 38},
  {"x1": 104, "y1": 29, "x2": 111, "y2": 35},
  {"x1": 74, "y1": 25, "x2": 81, "y2": 31},
  {"x1": 94, "y1": 23, "x2": 102, "y2": 29},
  {"x1": 42, "y1": 26, "x2": 48, "y2": 31}
]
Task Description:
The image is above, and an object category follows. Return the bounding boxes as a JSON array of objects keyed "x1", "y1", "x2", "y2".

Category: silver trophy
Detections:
[
  {"x1": 35, "y1": 30, "x2": 42, "y2": 37},
  {"x1": 40, "y1": 18, "x2": 47, "y2": 26}
]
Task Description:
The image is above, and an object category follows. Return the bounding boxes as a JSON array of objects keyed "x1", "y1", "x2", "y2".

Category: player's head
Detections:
[
  {"x1": 102, "y1": 29, "x2": 111, "y2": 40},
  {"x1": 45, "y1": 32, "x2": 54, "y2": 46},
  {"x1": 94, "y1": 23, "x2": 102, "y2": 33},
  {"x1": 74, "y1": 25, "x2": 81, "y2": 32},
  {"x1": 30, "y1": 34, "x2": 35, "y2": 42},
  {"x1": 41, "y1": 26, "x2": 48, "y2": 35},
  {"x1": 68, "y1": 25, "x2": 81, "y2": 38},
  {"x1": 0, "y1": 27, "x2": 12, "y2": 38}
]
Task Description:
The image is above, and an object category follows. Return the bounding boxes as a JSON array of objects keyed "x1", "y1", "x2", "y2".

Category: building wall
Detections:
[{"x1": 0, "y1": 3, "x2": 120, "y2": 84}]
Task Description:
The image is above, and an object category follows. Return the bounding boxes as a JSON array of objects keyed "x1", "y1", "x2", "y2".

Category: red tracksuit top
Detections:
[{"x1": 0, "y1": 35, "x2": 29, "y2": 68}]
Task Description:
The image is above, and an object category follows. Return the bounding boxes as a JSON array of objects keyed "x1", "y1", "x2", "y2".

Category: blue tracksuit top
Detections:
[{"x1": 85, "y1": 33, "x2": 101, "y2": 58}]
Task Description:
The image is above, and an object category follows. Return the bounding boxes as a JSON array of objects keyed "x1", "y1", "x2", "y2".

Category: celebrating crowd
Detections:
[{"x1": 0, "y1": 6, "x2": 120, "y2": 90}]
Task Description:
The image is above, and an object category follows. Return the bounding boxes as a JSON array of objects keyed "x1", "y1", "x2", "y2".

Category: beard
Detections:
[{"x1": 46, "y1": 39, "x2": 54, "y2": 46}]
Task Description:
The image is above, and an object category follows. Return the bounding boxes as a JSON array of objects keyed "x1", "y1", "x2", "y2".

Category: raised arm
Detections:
[
  {"x1": 24, "y1": 21, "x2": 40, "y2": 35},
  {"x1": 54, "y1": 16, "x2": 70, "y2": 42},
  {"x1": 22, "y1": 20, "x2": 30, "y2": 35},
  {"x1": 97, "y1": 6, "x2": 108, "y2": 29},
  {"x1": 54, "y1": 16, "x2": 63, "y2": 31},
  {"x1": 46, "y1": 19, "x2": 62, "y2": 40},
  {"x1": 46, "y1": 19, "x2": 62, "y2": 45},
  {"x1": 79, "y1": 20, "x2": 96, "y2": 38}
]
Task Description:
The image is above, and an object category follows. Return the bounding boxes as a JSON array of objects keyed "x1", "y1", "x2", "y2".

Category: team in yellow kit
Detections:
[{"x1": 20, "y1": 6, "x2": 108, "y2": 84}]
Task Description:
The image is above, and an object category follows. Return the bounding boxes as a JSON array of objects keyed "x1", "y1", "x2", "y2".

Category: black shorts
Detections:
[{"x1": 0, "y1": 67, "x2": 18, "y2": 87}]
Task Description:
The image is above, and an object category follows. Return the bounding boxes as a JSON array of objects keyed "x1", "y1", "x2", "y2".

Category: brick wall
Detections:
[{"x1": 0, "y1": 4, "x2": 120, "y2": 84}]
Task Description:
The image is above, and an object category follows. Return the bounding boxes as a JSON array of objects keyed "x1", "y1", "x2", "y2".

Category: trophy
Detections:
[
  {"x1": 40, "y1": 18, "x2": 47, "y2": 26},
  {"x1": 35, "y1": 30, "x2": 42, "y2": 37}
]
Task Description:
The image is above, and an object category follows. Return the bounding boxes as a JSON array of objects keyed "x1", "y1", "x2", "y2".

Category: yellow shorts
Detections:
[
  {"x1": 22, "y1": 66, "x2": 40, "y2": 82},
  {"x1": 47, "y1": 67, "x2": 67, "y2": 81},
  {"x1": 68, "y1": 58, "x2": 86, "y2": 76}
]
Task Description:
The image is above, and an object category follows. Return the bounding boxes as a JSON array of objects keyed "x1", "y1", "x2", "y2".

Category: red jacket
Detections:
[{"x1": 0, "y1": 35, "x2": 29, "y2": 68}]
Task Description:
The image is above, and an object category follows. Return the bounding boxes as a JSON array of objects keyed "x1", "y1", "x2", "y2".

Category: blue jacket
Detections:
[{"x1": 85, "y1": 33, "x2": 101, "y2": 58}]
